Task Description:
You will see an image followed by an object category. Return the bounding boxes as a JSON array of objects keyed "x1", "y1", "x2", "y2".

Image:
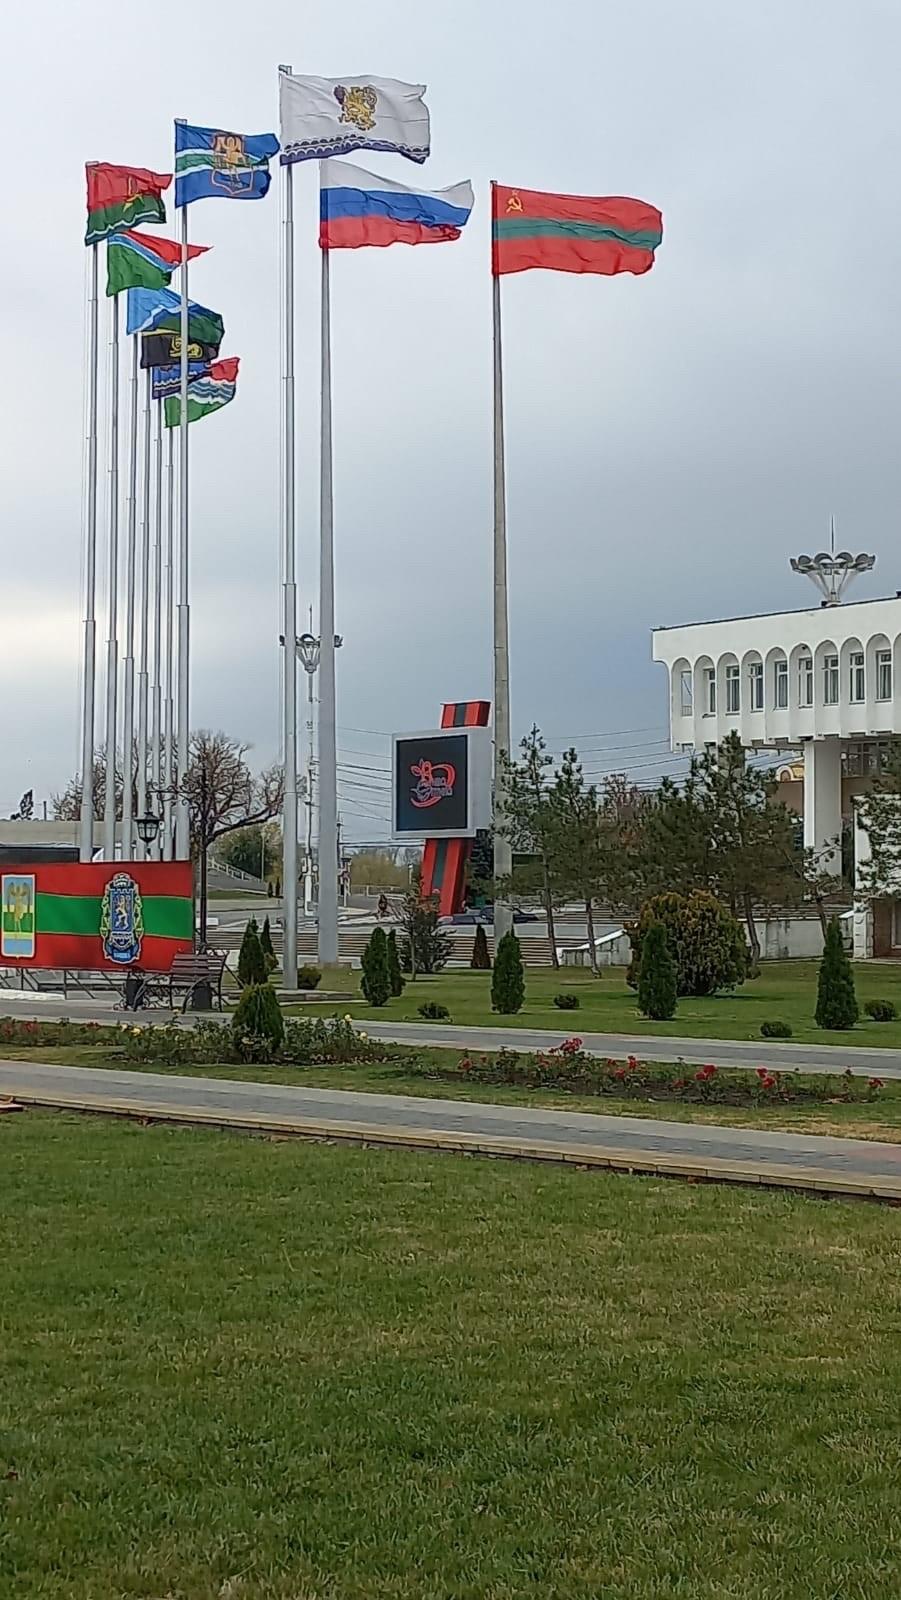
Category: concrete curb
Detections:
[{"x1": 6, "y1": 1083, "x2": 900, "y2": 1204}]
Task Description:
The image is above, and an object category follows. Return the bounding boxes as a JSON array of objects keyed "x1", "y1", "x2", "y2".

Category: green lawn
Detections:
[
  {"x1": 319, "y1": 961, "x2": 901, "y2": 1046},
  {"x1": 5, "y1": 1042, "x2": 901, "y2": 1142},
  {"x1": 2, "y1": 1113, "x2": 901, "y2": 1599}
]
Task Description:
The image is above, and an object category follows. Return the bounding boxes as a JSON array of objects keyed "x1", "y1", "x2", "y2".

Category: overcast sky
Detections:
[{"x1": 3, "y1": 0, "x2": 900, "y2": 836}]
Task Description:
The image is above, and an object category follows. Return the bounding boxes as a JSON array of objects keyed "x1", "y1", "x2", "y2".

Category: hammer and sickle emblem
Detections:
[{"x1": 506, "y1": 193, "x2": 523, "y2": 213}]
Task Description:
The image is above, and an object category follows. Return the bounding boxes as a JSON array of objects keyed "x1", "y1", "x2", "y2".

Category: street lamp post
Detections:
[{"x1": 295, "y1": 629, "x2": 343, "y2": 923}]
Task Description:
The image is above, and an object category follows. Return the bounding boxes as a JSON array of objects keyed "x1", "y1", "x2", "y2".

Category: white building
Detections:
[{"x1": 652, "y1": 593, "x2": 901, "y2": 958}]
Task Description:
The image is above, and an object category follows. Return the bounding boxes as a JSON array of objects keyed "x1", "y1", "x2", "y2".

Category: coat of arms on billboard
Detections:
[
  {"x1": 100, "y1": 873, "x2": 144, "y2": 965},
  {"x1": 1, "y1": 874, "x2": 35, "y2": 958}
]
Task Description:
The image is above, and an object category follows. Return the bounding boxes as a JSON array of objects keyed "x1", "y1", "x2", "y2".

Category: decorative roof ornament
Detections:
[{"x1": 790, "y1": 518, "x2": 875, "y2": 605}]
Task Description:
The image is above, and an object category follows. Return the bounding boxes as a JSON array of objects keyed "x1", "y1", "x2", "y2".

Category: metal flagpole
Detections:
[
  {"x1": 136, "y1": 365, "x2": 152, "y2": 857},
  {"x1": 151, "y1": 393, "x2": 163, "y2": 857},
  {"x1": 317, "y1": 242, "x2": 339, "y2": 967},
  {"x1": 279, "y1": 63, "x2": 299, "y2": 987},
  {"x1": 491, "y1": 184, "x2": 513, "y2": 942},
  {"x1": 175, "y1": 121, "x2": 191, "y2": 862},
  {"x1": 102, "y1": 286, "x2": 121, "y2": 861},
  {"x1": 79, "y1": 240, "x2": 100, "y2": 860},
  {"x1": 120, "y1": 333, "x2": 139, "y2": 862},
  {"x1": 163, "y1": 422, "x2": 175, "y2": 859}
]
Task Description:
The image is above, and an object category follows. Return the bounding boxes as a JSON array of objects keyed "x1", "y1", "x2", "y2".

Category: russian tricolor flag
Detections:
[{"x1": 320, "y1": 158, "x2": 474, "y2": 250}]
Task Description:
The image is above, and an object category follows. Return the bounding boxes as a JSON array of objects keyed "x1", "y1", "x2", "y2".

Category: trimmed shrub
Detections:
[
  {"x1": 296, "y1": 965, "x2": 322, "y2": 991},
  {"x1": 628, "y1": 891, "x2": 746, "y2": 997},
  {"x1": 637, "y1": 920, "x2": 677, "y2": 1021},
  {"x1": 232, "y1": 983, "x2": 285, "y2": 1059},
  {"x1": 361, "y1": 926, "x2": 391, "y2": 1007},
  {"x1": 259, "y1": 915, "x2": 277, "y2": 975},
  {"x1": 760, "y1": 1019, "x2": 793, "y2": 1038},
  {"x1": 418, "y1": 1001, "x2": 450, "y2": 1020},
  {"x1": 470, "y1": 923, "x2": 492, "y2": 970},
  {"x1": 553, "y1": 993, "x2": 580, "y2": 1010},
  {"x1": 815, "y1": 918, "x2": 859, "y2": 1030},
  {"x1": 386, "y1": 929, "x2": 405, "y2": 998},
  {"x1": 865, "y1": 998, "x2": 897, "y2": 1022},
  {"x1": 491, "y1": 930, "x2": 525, "y2": 1015},
  {"x1": 237, "y1": 918, "x2": 268, "y2": 988}
]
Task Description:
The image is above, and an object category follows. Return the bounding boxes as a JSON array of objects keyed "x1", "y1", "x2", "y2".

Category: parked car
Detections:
[{"x1": 441, "y1": 908, "x2": 539, "y2": 926}]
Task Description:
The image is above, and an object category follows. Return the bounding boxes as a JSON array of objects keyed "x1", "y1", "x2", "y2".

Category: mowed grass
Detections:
[
  {"x1": 2, "y1": 1114, "x2": 901, "y2": 1599},
  {"x1": 322, "y1": 960, "x2": 901, "y2": 1046},
  {"x1": 5, "y1": 1042, "x2": 901, "y2": 1142}
]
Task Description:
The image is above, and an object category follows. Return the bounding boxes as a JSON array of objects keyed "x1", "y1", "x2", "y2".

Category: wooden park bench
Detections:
[{"x1": 126, "y1": 950, "x2": 227, "y2": 1013}]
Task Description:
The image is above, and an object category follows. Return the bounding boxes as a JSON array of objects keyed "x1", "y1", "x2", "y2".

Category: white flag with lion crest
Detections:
[{"x1": 279, "y1": 73, "x2": 430, "y2": 166}]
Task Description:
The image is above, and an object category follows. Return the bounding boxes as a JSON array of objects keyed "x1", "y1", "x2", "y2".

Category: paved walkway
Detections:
[
  {"x1": 2, "y1": 992, "x2": 901, "y2": 1077},
  {"x1": 2, "y1": 1059, "x2": 900, "y2": 1201}
]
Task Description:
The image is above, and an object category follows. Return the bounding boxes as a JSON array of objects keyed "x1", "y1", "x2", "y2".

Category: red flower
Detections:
[
  {"x1": 614, "y1": 1067, "x2": 627, "y2": 1080},
  {"x1": 695, "y1": 1063, "x2": 718, "y2": 1082},
  {"x1": 869, "y1": 1077, "x2": 884, "y2": 1089},
  {"x1": 761, "y1": 1074, "x2": 776, "y2": 1090},
  {"x1": 459, "y1": 1056, "x2": 472, "y2": 1073},
  {"x1": 756, "y1": 1066, "x2": 768, "y2": 1079},
  {"x1": 694, "y1": 1068, "x2": 707, "y2": 1082},
  {"x1": 627, "y1": 1054, "x2": 639, "y2": 1071}
]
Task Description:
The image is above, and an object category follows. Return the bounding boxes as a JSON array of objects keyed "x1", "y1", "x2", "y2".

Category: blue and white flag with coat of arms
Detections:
[{"x1": 175, "y1": 123, "x2": 280, "y2": 206}]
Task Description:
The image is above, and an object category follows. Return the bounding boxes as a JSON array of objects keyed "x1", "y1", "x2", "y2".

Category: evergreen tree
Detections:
[
  {"x1": 259, "y1": 915, "x2": 277, "y2": 975},
  {"x1": 386, "y1": 928, "x2": 405, "y2": 997},
  {"x1": 237, "y1": 917, "x2": 268, "y2": 987},
  {"x1": 628, "y1": 891, "x2": 745, "y2": 996},
  {"x1": 398, "y1": 888, "x2": 452, "y2": 976},
  {"x1": 491, "y1": 930, "x2": 525, "y2": 1014},
  {"x1": 232, "y1": 982, "x2": 285, "y2": 1052},
  {"x1": 498, "y1": 728, "x2": 565, "y2": 969},
  {"x1": 815, "y1": 918, "x2": 859, "y2": 1030},
  {"x1": 470, "y1": 922, "x2": 492, "y2": 970},
  {"x1": 637, "y1": 920, "x2": 677, "y2": 1021},
  {"x1": 361, "y1": 926, "x2": 391, "y2": 1006}
]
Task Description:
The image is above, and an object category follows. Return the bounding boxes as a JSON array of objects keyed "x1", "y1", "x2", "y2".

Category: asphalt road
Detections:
[
  {"x1": 2, "y1": 1059, "x2": 900, "y2": 1199},
  {"x1": 2, "y1": 991, "x2": 901, "y2": 1078}
]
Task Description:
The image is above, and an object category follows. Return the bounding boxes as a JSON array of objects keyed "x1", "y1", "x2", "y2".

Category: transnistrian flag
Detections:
[
  {"x1": 85, "y1": 163, "x2": 171, "y2": 245},
  {"x1": 319, "y1": 159, "x2": 473, "y2": 249},
  {"x1": 491, "y1": 184, "x2": 662, "y2": 277},
  {"x1": 126, "y1": 286, "x2": 225, "y2": 348},
  {"x1": 164, "y1": 357, "x2": 240, "y2": 426},
  {"x1": 175, "y1": 123, "x2": 280, "y2": 205},
  {"x1": 106, "y1": 230, "x2": 209, "y2": 297},
  {"x1": 280, "y1": 72, "x2": 430, "y2": 165}
]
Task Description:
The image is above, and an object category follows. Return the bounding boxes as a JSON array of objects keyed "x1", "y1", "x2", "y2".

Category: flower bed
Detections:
[{"x1": 419, "y1": 1038, "x2": 885, "y2": 1106}]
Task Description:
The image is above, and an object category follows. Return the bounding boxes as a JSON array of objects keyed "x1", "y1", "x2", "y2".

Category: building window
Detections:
[
  {"x1": 849, "y1": 651, "x2": 865, "y2": 703},
  {"x1": 824, "y1": 653, "x2": 839, "y2": 705},
  {"x1": 876, "y1": 649, "x2": 892, "y2": 701},
  {"x1": 749, "y1": 661, "x2": 764, "y2": 711},
  {"x1": 679, "y1": 669, "x2": 693, "y2": 716},
  {"x1": 799, "y1": 655, "x2": 813, "y2": 707},
  {"x1": 774, "y1": 659, "x2": 788, "y2": 709},
  {"x1": 725, "y1": 663, "x2": 740, "y2": 714},
  {"x1": 704, "y1": 667, "x2": 716, "y2": 715}
]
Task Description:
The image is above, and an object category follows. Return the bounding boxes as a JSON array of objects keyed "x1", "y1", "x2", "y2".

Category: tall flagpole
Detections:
[
  {"x1": 163, "y1": 422, "x2": 175, "y2": 860},
  {"x1": 151, "y1": 392, "x2": 164, "y2": 857},
  {"x1": 79, "y1": 240, "x2": 100, "y2": 860},
  {"x1": 317, "y1": 241, "x2": 339, "y2": 967},
  {"x1": 491, "y1": 184, "x2": 513, "y2": 942},
  {"x1": 175, "y1": 119, "x2": 191, "y2": 863},
  {"x1": 279, "y1": 64, "x2": 299, "y2": 987},
  {"x1": 120, "y1": 333, "x2": 139, "y2": 861},
  {"x1": 136, "y1": 365, "x2": 152, "y2": 856},
  {"x1": 102, "y1": 285, "x2": 121, "y2": 861}
]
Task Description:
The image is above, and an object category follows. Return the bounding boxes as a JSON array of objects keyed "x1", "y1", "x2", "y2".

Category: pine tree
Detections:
[
  {"x1": 815, "y1": 918, "x2": 859, "y2": 1030},
  {"x1": 237, "y1": 917, "x2": 268, "y2": 987},
  {"x1": 637, "y1": 920, "x2": 677, "y2": 1021},
  {"x1": 471, "y1": 923, "x2": 491, "y2": 970},
  {"x1": 259, "y1": 915, "x2": 277, "y2": 975},
  {"x1": 386, "y1": 928, "x2": 405, "y2": 997},
  {"x1": 232, "y1": 982, "x2": 285, "y2": 1053},
  {"x1": 361, "y1": 926, "x2": 391, "y2": 1006},
  {"x1": 491, "y1": 930, "x2": 525, "y2": 1014}
]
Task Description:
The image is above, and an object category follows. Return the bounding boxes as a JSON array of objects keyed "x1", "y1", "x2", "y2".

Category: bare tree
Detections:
[{"x1": 168, "y1": 731, "x2": 283, "y2": 944}]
